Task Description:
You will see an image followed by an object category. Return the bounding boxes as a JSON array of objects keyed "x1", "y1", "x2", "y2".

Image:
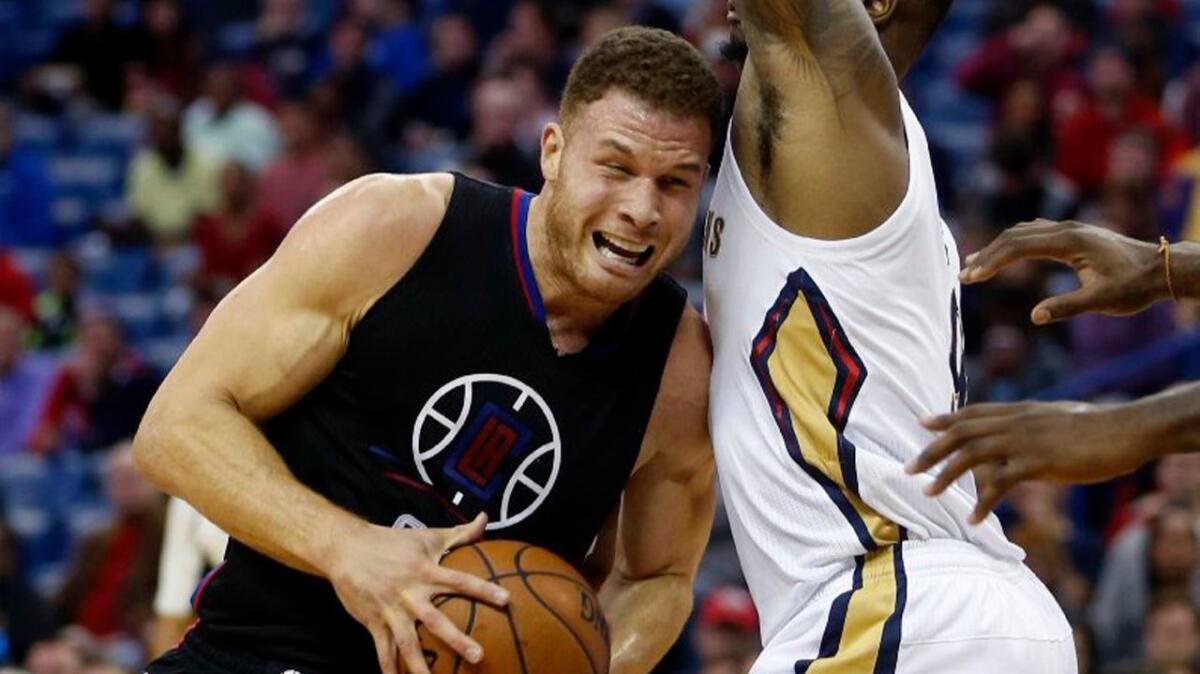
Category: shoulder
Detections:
[{"x1": 263, "y1": 172, "x2": 456, "y2": 320}]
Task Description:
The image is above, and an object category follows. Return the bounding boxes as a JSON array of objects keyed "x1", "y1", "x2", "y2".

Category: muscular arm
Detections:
[
  {"x1": 733, "y1": 0, "x2": 907, "y2": 240},
  {"x1": 133, "y1": 174, "x2": 509, "y2": 674},
  {"x1": 133, "y1": 173, "x2": 446, "y2": 575},
  {"x1": 600, "y1": 309, "x2": 716, "y2": 674},
  {"x1": 961, "y1": 219, "x2": 1200, "y2": 323},
  {"x1": 910, "y1": 383, "x2": 1200, "y2": 523}
]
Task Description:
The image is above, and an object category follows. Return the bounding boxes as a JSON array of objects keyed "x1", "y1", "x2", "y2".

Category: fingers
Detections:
[
  {"x1": 970, "y1": 463, "x2": 1028, "y2": 524},
  {"x1": 1031, "y1": 287, "x2": 1100, "y2": 325},
  {"x1": 387, "y1": 608, "x2": 431, "y2": 674},
  {"x1": 923, "y1": 438, "x2": 1010, "y2": 497},
  {"x1": 430, "y1": 566, "x2": 509, "y2": 606},
  {"x1": 909, "y1": 411, "x2": 1024, "y2": 476},
  {"x1": 961, "y1": 223, "x2": 1078, "y2": 284},
  {"x1": 441, "y1": 513, "x2": 488, "y2": 551},
  {"x1": 412, "y1": 599, "x2": 483, "y2": 665},
  {"x1": 371, "y1": 624, "x2": 402, "y2": 674},
  {"x1": 919, "y1": 402, "x2": 1033, "y2": 432}
]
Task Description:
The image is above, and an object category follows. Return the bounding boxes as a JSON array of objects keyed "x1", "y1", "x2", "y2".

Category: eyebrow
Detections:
[{"x1": 599, "y1": 138, "x2": 705, "y2": 175}]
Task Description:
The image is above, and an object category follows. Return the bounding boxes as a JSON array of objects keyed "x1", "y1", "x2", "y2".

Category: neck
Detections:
[{"x1": 524, "y1": 192, "x2": 622, "y2": 354}]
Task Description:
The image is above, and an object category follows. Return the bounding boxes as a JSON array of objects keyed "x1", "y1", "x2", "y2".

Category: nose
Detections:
[{"x1": 619, "y1": 177, "x2": 661, "y2": 230}]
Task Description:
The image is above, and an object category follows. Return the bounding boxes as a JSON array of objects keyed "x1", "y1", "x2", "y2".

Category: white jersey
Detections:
[{"x1": 703, "y1": 94, "x2": 1025, "y2": 646}]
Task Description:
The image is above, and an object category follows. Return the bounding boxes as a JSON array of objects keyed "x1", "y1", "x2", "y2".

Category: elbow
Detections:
[
  {"x1": 131, "y1": 404, "x2": 172, "y2": 490},
  {"x1": 131, "y1": 394, "x2": 197, "y2": 492}
]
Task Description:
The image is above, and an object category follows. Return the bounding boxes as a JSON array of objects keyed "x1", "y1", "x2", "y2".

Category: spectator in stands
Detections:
[
  {"x1": 131, "y1": 0, "x2": 203, "y2": 104},
  {"x1": 126, "y1": 100, "x2": 219, "y2": 244},
  {"x1": 194, "y1": 162, "x2": 281, "y2": 290},
  {"x1": 183, "y1": 63, "x2": 281, "y2": 172},
  {"x1": 488, "y1": 1, "x2": 568, "y2": 89},
  {"x1": 696, "y1": 586, "x2": 759, "y2": 674},
  {"x1": 400, "y1": 12, "x2": 480, "y2": 140},
  {"x1": 54, "y1": 443, "x2": 164, "y2": 641},
  {"x1": 0, "y1": 515, "x2": 55, "y2": 664},
  {"x1": 256, "y1": 100, "x2": 329, "y2": 230},
  {"x1": 464, "y1": 76, "x2": 542, "y2": 191},
  {"x1": 254, "y1": 0, "x2": 323, "y2": 99},
  {"x1": 32, "y1": 252, "x2": 82, "y2": 351},
  {"x1": 1108, "y1": 594, "x2": 1200, "y2": 674},
  {"x1": 23, "y1": 638, "x2": 84, "y2": 674},
  {"x1": 957, "y1": 4, "x2": 1086, "y2": 123},
  {"x1": 1106, "y1": 0, "x2": 1192, "y2": 100},
  {"x1": 361, "y1": 0, "x2": 428, "y2": 97},
  {"x1": 321, "y1": 134, "x2": 372, "y2": 197},
  {"x1": 1056, "y1": 46, "x2": 1187, "y2": 197},
  {"x1": 969, "y1": 126, "x2": 1077, "y2": 233},
  {"x1": 0, "y1": 101, "x2": 57, "y2": 248},
  {"x1": 0, "y1": 307, "x2": 56, "y2": 456},
  {"x1": 45, "y1": 0, "x2": 150, "y2": 110},
  {"x1": 311, "y1": 19, "x2": 393, "y2": 142},
  {"x1": 1091, "y1": 502, "x2": 1200, "y2": 662},
  {"x1": 27, "y1": 312, "x2": 159, "y2": 455},
  {"x1": 1005, "y1": 482, "x2": 1098, "y2": 618},
  {"x1": 0, "y1": 252, "x2": 34, "y2": 324}
]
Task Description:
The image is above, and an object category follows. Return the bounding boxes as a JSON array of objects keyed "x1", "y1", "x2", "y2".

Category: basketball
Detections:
[{"x1": 418, "y1": 540, "x2": 611, "y2": 674}]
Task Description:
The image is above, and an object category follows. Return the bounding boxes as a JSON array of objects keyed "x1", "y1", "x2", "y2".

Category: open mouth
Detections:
[{"x1": 593, "y1": 232, "x2": 654, "y2": 268}]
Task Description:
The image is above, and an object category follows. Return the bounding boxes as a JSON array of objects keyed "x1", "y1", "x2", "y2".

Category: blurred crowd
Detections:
[{"x1": 1, "y1": 0, "x2": 1200, "y2": 673}]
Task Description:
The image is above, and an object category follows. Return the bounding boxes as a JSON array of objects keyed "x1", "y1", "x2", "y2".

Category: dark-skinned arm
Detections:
[
  {"x1": 959, "y1": 219, "x2": 1200, "y2": 323},
  {"x1": 908, "y1": 383, "x2": 1200, "y2": 523}
]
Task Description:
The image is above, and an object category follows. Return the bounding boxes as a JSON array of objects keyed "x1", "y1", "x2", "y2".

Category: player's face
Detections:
[{"x1": 542, "y1": 90, "x2": 710, "y2": 305}]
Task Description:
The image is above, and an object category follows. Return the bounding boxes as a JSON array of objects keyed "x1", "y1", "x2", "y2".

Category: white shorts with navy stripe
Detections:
[{"x1": 748, "y1": 540, "x2": 1077, "y2": 674}]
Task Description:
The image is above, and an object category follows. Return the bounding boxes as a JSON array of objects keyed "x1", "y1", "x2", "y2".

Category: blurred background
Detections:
[{"x1": 0, "y1": 0, "x2": 1199, "y2": 672}]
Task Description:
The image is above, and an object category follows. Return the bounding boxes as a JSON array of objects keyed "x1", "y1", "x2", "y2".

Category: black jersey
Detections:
[{"x1": 190, "y1": 174, "x2": 687, "y2": 672}]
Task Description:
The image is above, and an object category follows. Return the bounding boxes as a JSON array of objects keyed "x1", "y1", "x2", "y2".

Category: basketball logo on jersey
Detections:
[{"x1": 412, "y1": 374, "x2": 562, "y2": 531}]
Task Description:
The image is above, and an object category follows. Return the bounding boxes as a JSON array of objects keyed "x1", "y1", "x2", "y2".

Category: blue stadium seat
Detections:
[{"x1": 80, "y1": 245, "x2": 163, "y2": 293}]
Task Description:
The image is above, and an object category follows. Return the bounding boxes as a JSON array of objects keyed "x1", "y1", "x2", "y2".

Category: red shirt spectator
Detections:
[
  {"x1": 0, "y1": 252, "x2": 34, "y2": 322},
  {"x1": 957, "y1": 4, "x2": 1086, "y2": 121},
  {"x1": 195, "y1": 162, "x2": 282, "y2": 287},
  {"x1": 28, "y1": 312, "x2": 159, "y2": 454},
  {"x1": 256, "y1": 100, "x2": 331, "y2": 231},
  {"x1": 1056, "y1": 48, "x2": 1188, "y2": 194}
]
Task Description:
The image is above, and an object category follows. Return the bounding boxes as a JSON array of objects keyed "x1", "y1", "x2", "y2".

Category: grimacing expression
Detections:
[{"x1": 543, "y1": 90, "x2": 711, "y2": 305}]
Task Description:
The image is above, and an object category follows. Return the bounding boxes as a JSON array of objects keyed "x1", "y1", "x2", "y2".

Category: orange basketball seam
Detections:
[
  {"x1": 513, "y1": 545, "x2": 605, "y2": 674},
  {"x1": 467, "y1": 543, "x2": 530, "y2": 674}
]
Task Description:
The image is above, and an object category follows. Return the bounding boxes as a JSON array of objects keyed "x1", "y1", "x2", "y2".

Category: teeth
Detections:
[
  {"x1": 599, "y1": 246, "x2": 625, "y2": 261},
  {"x1": 599, "y1": 233, "x2": 648, "y2": 255}
]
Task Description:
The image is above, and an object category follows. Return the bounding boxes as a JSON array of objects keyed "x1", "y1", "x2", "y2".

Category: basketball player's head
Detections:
[
  {"x1": 723, "y1": 0, "x2": 954, "y2": 78},
  {"x1": 539, "y1": 26, "x2": 721, "y2": 305}
]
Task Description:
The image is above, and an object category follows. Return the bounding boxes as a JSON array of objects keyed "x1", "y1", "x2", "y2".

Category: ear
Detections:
[
  {"x1": 864, "y1": 0, "x2": 899, "y2": 26},
  {"x1": 540, "y1": 122, "x2": 564, "y2": 183}
]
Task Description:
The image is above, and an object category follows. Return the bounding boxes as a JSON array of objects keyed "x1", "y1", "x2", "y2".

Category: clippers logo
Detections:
[{"x1": 413, "y1": 374, "x2": 561, "y2": 530}]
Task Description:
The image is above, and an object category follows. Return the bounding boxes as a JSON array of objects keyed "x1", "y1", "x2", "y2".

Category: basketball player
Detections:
[
  {"x1": 704, "y1": 2, "x2": 1075, "y2": 671},
  {"x1": 911, "y1": 218, "x2": 1200, "y2": 521},
  {"x1": 133, "y1": 27, "x2": 720, "y2": 674}
]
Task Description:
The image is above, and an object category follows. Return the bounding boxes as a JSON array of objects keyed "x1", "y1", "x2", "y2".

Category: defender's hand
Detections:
[
  {"x1": 960, "y1": 219, "x2": 1166, "y2": 324},
  {"x1": 326, "y1": 513, "x2": 509, "y2": 674},
  {"x1": 907, "y1": 402, "x2": 1150, "y2": 524}
]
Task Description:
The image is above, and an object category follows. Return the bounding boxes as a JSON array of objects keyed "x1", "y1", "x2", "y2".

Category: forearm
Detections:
[
  {"x1": 133, "y1": 396, "x2": 364, "y2": 578},
  {"x1": 600, "y1": 573, "x2": 694, "y2": 674},
  {"x1": 1168, "y1": 241, "x2": 1200, "y2": 301},
  {"x1": 1128, "y1": 382, "x2": 1200, "y2": 459}
]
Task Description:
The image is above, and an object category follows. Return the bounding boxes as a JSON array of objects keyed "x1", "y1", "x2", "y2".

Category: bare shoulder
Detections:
[
  {"x1": 635, "y1": 305, "x2": 713, "y2": 473},
  {"x1": 269, "y1": 172, "x2": 456, "y2": 321}
]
